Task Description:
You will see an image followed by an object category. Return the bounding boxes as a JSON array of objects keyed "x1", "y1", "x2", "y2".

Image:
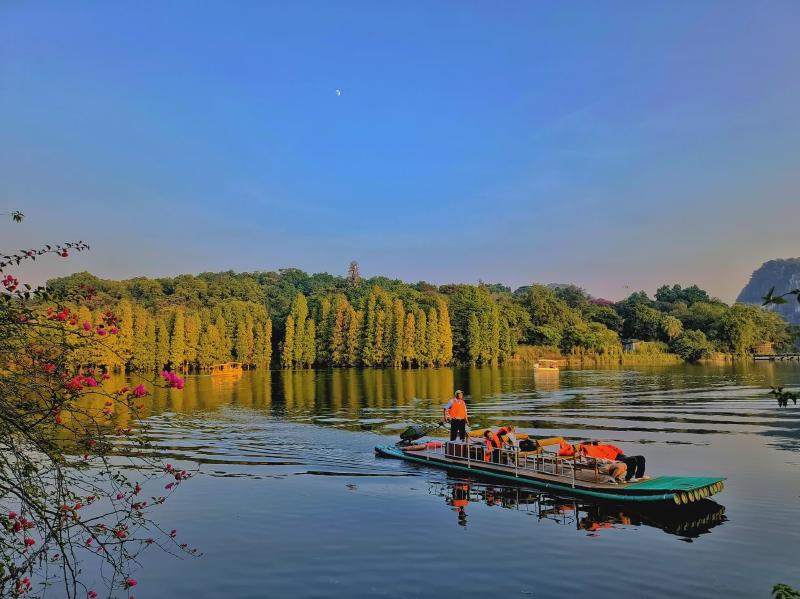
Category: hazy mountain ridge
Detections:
[{"x1": 738, "y1": 258, "x2": 800, "y2": 324}]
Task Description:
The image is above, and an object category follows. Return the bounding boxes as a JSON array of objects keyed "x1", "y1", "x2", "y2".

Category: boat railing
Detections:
[{"x1": 432, "y1": 441, "x2": 579, "y2": 488}]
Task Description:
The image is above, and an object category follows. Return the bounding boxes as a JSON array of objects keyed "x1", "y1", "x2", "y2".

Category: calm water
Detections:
[{"x1": 105, "y1": 364, "x2": 800, "y2": 598}]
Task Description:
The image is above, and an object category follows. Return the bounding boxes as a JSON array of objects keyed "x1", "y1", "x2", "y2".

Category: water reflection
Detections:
[
  {"x1": 429, "y1": 480, "x2": 727, "y2": 541},
  {"x1": 89, "y1": 363, "x2": 800, "y2": 456}
]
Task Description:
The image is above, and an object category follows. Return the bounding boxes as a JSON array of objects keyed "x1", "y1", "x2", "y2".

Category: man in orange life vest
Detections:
[{"x1": 443, "y1": 390, "x2": 469, "y2": 441}]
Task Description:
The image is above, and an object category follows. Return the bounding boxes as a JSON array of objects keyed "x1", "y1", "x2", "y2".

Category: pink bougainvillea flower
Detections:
[
  {"x1": 84, "y1": 377, "x2": 98, "y2": 387},
  {"x1": 8, "y1": 511, "x2": 17, "y2": 519},
  {"x1": 43, "y1": 363, "x2": 56, "y2": 374},
  {"x1": 88, "y1": 591, "x2": 98, "y2": 598},
  {"x1": 66, "y1": 376, "x2": 83, "y2": 391},
  {"x1": 23, "y1": 538, "x2": 36, "y2": 546},
  {"x1": 82, "y1": 322, "x2": 92, "y2": 331},
  {"x1": 123, "y1": 578, "x2": 137, "y2": 589},
  {"x1": 116, "y1": 493, "x2": 125, "y2": 500},
  {"x1": 110, "y1": 327, "x2": 119, "y2": 335},
  {"x1": 164, "y1": 482, "x2": 175, "y2": 490},
  {"x1": 132, "y1": 384, "x2": 148, "y2": 398},
  {"x1": 97, "y1": 327, "x2": 107, "y2": 336}
]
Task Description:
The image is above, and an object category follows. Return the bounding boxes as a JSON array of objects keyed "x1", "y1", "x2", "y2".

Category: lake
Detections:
[{"x1": 113, "y1": 363, "x2": 800, "y2": 598}]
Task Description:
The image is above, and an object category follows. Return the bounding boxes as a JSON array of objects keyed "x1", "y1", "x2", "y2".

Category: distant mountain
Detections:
[{"x1": 737, "y1": 258, "x2": 800, "y2": 324}]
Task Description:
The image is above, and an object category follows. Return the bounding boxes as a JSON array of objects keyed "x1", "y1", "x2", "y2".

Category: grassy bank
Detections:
[{"x1": 512, "y1": 343, "x2": 683, "y2": 366}]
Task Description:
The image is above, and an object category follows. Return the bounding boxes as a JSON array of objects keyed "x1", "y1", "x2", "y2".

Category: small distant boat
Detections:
[
  {"x1": 534, "y1": 359, "x2": 560, "y2": 372},
  {"x1": 210, "y1": 362, "x2": 243, "y2": 377}
]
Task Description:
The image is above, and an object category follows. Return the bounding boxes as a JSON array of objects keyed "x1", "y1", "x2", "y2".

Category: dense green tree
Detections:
[
  {"x1": 184, "y1": 311, "x2": 201, "y2": 369},
  {"x1": 330, "y1": 298, "x2": 348, "y2": 366},
  {"x1": 622, "y1": 304, "x2": 664, "y2": 341},
  {"x1": 302, "y1": 319, "x2": 316, "y2": 367},
  {"x1": 390, "y1": 299, "x2": 405, "y2": 367},
  {"x1": 169, "y1": 307, "x2": 186, "y2": 370},
  {"x1": 436, "y1": 299, "x2": 453, "y2": 365},
  {"x1": 655, "y1": 284, "x2": 711, "y2": 306},
  {"x1": 403, "y1": 312, "x2": 416, "y2": 366},
  {"x1": 155, "y1": 317, "x2": 170, "y2": 371},
  {"x1": 553, "y1": 284, "x2": 590, "y2": 309},
  {"x1": 582, "y1": 304, "x2": 623, "y2": 333},
  {"x1": 415, "y1": 309, "x2": 429, "y2": 367},
  {"x1": 660, "y1": 315, "x2": 683, "y2": 341},
  {"x1": 426, "y1": 308, "x2": 439, "y2": 366},
  {"x1": 282, "y1": 315, "x2": 295, "y2": 368},
  {"x1": 467, "y1": 313, "x2": 481, "y2": 365},
  {"x1": 345, "y1": 308, "x2": 362, "y2": 366},
  {"x1": 672, "y1": 330, "x2": 714, "y2": 362}
]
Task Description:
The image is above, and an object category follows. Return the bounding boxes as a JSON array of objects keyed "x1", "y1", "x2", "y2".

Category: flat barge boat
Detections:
[{"x1": 376, "y1": 439, "x2": 724, "y2": 506}]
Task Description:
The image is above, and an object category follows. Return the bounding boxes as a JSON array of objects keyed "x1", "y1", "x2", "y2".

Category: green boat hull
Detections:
[{"x1": 375, "y1": 445, "x2": 725, "y2": 505}]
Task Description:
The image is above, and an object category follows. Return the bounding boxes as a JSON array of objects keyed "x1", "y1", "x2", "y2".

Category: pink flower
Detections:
[
  {"x1": 170, "y1": 529, "x2": 177, "y2": 537},
  {"x1": 8, "y1": 511, "x2": 17, "y2": 519},
  {"x1": 43, "y1": 363, "x2": 56, "y2": 374},
  {"x1": 88, "y1": 592, "x2": 98, "y2": 598},
  {"x1": 110, "y1": 327, "x2": 119, "y2": 335},
  {"x1": 164, "y1": 482, "x2": 175, "y2": 490},
  {"x1": 124, "y1": 578, "x2": 137, "y2": 589},
  {"x1": 84, "y1": 378, "x2": 98, "y2": 387},
  {"x1": 82, "y1": 322, "x2": 92, "y2": 331},
  {"x1": 132, "y1": 384, "x2": 148, "y2": 398},
  {"x1": 116, "y1": 493, "x2": 125, "y2": 500},
  {"x1": 97, "y1": 327, "x2": 107, "y2": 336},
  {"x1": 24, "y1": 538, "x2": 35, "y2": 546},
  {"x1": 66, "y1": 377, "x2": 83, "y2": 391}
]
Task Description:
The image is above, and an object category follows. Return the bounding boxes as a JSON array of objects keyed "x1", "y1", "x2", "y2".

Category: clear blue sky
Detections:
[{"x1": 2, "y1": 1, "x2": 798, "y2": 301}]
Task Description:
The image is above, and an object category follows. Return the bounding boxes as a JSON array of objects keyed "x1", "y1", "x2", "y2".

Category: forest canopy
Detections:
[{"x1": 45, "y1": 270, "x2": 794, "y2": 371}]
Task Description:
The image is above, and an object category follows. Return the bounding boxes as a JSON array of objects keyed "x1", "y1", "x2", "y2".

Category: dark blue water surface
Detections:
[{"x1": 108, "y1": 364, "x2": 800, "y2": 598}]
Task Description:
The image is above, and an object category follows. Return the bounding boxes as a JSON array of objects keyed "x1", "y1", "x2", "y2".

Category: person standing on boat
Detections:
[{"x1": 443, "y1": 390, "x2": 469, "y2": 441}]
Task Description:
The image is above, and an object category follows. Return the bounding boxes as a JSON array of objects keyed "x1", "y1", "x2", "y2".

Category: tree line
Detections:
[{"x1": 45, "y1": 269, "x2": 794, "y2": 371}]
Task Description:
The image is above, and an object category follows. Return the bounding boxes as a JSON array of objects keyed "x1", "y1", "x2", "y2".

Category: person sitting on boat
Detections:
[
  {"x1": 579, "y1": 441, "x2": 648, "y2": 483},
  {"x1": 483, "y1": 429, "x2": 502, "y2": 463},
  {"x1": 443, "y1": 390, "x2": 469, "y2": 442},
  {"x1": 495, "y1": 425, "x2": 517, "y2": 449}
]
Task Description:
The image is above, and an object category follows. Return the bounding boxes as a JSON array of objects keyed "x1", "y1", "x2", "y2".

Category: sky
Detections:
[{"x1": 1, "y1": 1, "x2": 799, "y2": 302}]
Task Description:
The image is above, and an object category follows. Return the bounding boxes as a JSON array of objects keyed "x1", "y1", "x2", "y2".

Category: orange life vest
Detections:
[
  {"x1": 579, "y1": 443, "x2": 622, "y2": 460},
  {"x1": 558, "y1": 441, "x2": 575, "y2": 456},
  {"x1": 484, "y1": 432, "x2": 501, "y2": 461},
  {"x1": 448, "y1": 398, "x2": 467, "y2": 420}
]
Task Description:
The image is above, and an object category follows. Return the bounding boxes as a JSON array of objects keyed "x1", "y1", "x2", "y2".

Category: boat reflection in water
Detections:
[{"x1": 429, "y1": 480, "x2": 727, "y2": 541}]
